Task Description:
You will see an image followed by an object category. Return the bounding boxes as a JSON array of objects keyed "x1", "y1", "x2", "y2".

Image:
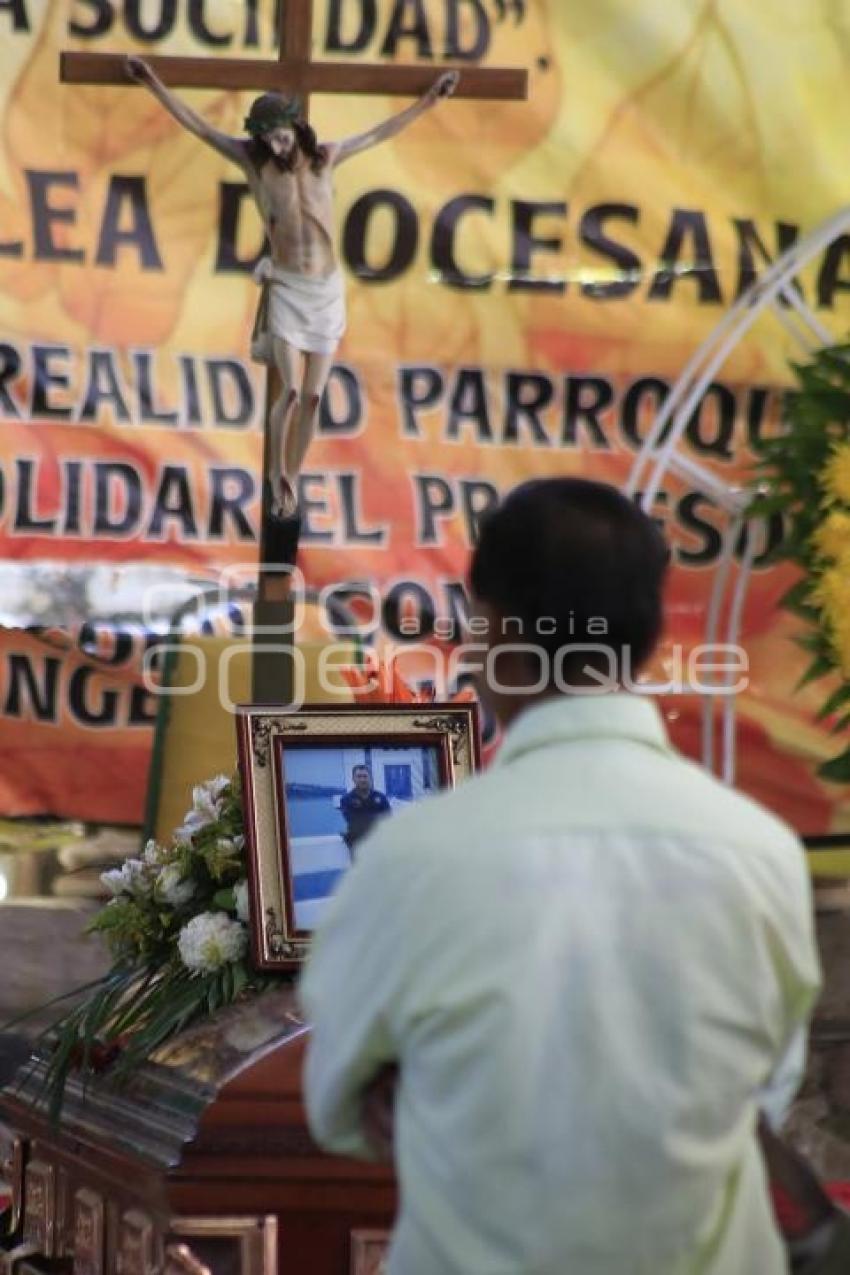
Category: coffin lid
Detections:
[{"x1": 4, "y1": 985, "x2": 307, "y2": 1170}]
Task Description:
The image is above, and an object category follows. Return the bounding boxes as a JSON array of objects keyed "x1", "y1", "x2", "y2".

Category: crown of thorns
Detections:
[{"x1": 244, "y1": 93, "x2": 302, "y2": 136}]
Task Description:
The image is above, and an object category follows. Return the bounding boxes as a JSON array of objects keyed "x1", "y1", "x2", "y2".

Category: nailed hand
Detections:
[
  {"x1": 125, "y1": 55, "x2": 154, "y2": 84},
  {"x1": 430, "y1": 71, "x2": 460, "y2": 101}
]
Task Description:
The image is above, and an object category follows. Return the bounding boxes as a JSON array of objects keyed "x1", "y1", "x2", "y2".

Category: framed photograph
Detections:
[
  {"x1": 237, "y1": 703, "x2": 480, "y2": 970},
  {"x1": 350, "y1": 1229, "x2": 391, "y2": 1275}
]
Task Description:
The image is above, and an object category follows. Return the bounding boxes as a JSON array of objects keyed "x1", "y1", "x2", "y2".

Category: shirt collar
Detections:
[{"x1": 495, "y1": 693, "x2": 672, "y2": 767}]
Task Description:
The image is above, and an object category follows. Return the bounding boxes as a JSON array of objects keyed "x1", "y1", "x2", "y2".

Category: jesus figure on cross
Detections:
[{"x1": 125, "y1": 57, "x2": 459, "y2": 518}]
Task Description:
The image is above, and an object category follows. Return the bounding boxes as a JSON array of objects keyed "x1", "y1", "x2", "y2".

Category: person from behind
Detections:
[{"x1": 300, "y1": 477, "x2": 821, "y2": 1275}]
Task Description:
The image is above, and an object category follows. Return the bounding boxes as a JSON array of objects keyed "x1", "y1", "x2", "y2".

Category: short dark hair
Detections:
[
  {"x1": 352, "y1": 764, "x2": 371, "y2": 776},
  {"x1": 469, "y1": 478, "x2": 669, "y2": 676}
]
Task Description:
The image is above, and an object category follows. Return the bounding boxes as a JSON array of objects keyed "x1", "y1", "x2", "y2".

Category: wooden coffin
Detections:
[{"x1": 0, "y1": 987, "x2": 395, "y2": 1274}]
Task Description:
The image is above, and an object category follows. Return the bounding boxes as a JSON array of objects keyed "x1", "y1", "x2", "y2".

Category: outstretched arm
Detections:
[
  {"x1": 125, "y1": 56, "x2": 248, "y2": 169},
  {"x1": 330, "y1": 71, "x2": 459, "y2": 166}
]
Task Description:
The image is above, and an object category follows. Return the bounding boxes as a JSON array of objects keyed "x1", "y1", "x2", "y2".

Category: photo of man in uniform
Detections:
[
  {"x1": 281, "y1": 745, "x2": 438, "y2": 928},
  {"x1": 340, "y1": 765, "x2": 392, "y2": 855}
]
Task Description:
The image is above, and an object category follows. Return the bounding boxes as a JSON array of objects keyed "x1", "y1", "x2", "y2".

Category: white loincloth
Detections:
[{"x1": 250, "y1": 258, "x2": 346, "y2": 361}]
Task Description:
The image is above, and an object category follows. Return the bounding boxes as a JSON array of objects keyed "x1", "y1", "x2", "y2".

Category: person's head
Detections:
[
  {"x1": 352, "y1": 765, "x2": 373, "y2": 795},
  {"x1": 244, "y1": 93, "x2": 328, "y2": 173},
  {"x1": 469, "y1": 478, "x2": 669, "y2": 727}
]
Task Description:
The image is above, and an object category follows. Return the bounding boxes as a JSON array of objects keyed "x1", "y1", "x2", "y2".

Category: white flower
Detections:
[
  {"x1": 234, "y1": 879, "x2": 250, "y2": 924},
  {"x1": 100, "y1": 868, "x2": 127, "y2": 897},
  {"x1": 156, "y1": 864, "x2": 195, "y2": 908},
  {"x1": 120, "y1": 859, "x2": 151, "y2": 896},
  {"x1": 175, "y1": 775, "x2": 231, "y2": 841},
  {"x1": 193, "y1": 774, "x2": 229, "y2": 812},
  {"x1": 173, "y1": 809, "x2": 214, "y2": 843},
  {"x1": 142, "y1": 838, "x2": 162, "y2": 866},
  {"x1": 101, "y1": 859, "x2": 151, "y2": 898},
  {"x1": 177, "y1": 912, "x2": 247, "y2": 974}
]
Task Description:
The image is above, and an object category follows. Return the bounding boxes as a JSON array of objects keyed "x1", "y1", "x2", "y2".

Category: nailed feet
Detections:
[{"x1": 268, "y1": 474, "x2": 298, "y2": 519}]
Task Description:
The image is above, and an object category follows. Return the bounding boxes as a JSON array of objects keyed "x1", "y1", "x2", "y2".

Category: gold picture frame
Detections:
[
  {"x1": 167, "y1": 1215, "x2": 277, "y2": 1275},
  {"x1": 237, "y1": 702, "x2": 480, "y2": 970},
  {"x1": 350, "y1": 1228, "x2": 391, "y2": 1275}
]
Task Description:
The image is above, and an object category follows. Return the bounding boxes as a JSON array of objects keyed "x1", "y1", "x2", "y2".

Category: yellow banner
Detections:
[{"x1": 1, "y1": 1, "x2": 850, "y2": 831}]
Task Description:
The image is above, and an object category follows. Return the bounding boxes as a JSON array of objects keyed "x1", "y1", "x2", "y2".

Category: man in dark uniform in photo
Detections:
[{"x1": 340, "y1": 766, "x2": 391, "y2": 855}]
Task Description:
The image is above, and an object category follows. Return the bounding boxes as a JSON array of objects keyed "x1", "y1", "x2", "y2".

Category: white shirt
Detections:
[{"x1": 300, "y1": 695, "x2": 821, "y2": 1275}]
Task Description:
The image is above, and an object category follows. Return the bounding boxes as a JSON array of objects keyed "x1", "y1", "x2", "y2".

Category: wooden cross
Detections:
[
  {"x1": 60, "y1": 5, "x2": 527, "y2": 102},
  {"x1": 60, "y1": 1, "x2": 527, "y2": 701}
]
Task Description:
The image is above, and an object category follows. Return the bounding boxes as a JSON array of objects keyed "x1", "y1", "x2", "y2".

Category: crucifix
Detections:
[{"x1": 60, "y1": 1, "x2": 527, "y2": 702}]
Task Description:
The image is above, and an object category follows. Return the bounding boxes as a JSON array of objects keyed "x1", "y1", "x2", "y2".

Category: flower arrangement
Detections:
[
  {"x1": 38, "y1": 773, "x2": 277, "y2": 1118},
  {"x1": 30, "y1": 669, "x2": 475, "y2": 1118},
  {"x1": 750, "y1": 341, "x2": 850, "y2": 781}
]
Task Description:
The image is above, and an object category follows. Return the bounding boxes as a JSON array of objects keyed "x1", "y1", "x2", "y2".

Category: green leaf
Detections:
[
  {"x1": 818, "y1": 746, "x2": 850, "y2": 783},
  {"x1": 795, "y1": 654, "x2": 834, "y2": 691},
  {"x1": 815, "y1": 683, "x2": 850, "y2": 722},
  {"x1": 794, "y1": 630, "x2": 829, "y2": 654},
  {"x1": 0, "y1": 973, "x2": 114, "y2": 1035},
  {"x1": 231, "y1": 961, "x2": 249, "y2": 999},
  {"x1": 779, "y1": 580, "x2": 819, "y2": 621},
  {"x1": 206, "y1": 975, "x2": 221, "y2": 1015},
  {"x1": 212, "y1": 888, "x2": 236, "y2": 911},
  {"x1": 746, "y1": 491, "x2": 792, "y2": 518},
  {"x1": 780, "y1": 577, "x2": 812, "y2": 609}
]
